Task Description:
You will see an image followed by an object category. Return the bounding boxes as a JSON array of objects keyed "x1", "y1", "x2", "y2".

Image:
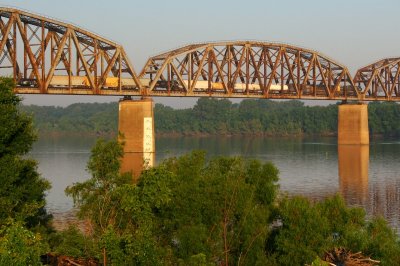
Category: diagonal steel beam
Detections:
[
  {"x1": 0, "y1": 15, "x2": 14, "y2": 58},
  {"x1": 98, "y1": 48, "x2": 120, "y2": 89},
  {"x1": 15, "y1": 14, "x2": 42, "y2": 89},
  {"x1": 45, "y1": 29, "x2": 71, "y2": 91},
  {"x1": 71, "y1": 30, "x2": 95, "y2": 91}
]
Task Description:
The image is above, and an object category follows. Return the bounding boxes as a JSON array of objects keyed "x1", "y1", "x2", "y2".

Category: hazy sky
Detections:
[{"x1": 1, "y1": 0, "x2": 399, "y2": 107}]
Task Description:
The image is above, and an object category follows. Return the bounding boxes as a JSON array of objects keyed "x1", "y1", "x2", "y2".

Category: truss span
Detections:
[
  {"x1": 0, "y1": 7, "x2": 143, "y2": 95},
  {"x1": 140, "y1": 41, "x2": 360, "y2": 100},
  {"x1": 2, "y1": 7, "x2": 387, "y2": 101},
  {"x1": 354, "y1": 58, "x2": 400, "y2": 101}
]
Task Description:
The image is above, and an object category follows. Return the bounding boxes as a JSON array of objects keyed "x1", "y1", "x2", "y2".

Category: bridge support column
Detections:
[
  {"x1": 118, "y1": 97, "x2": 155, "y2": 182},
  {"x1": 338, "y1": 103, "x2": 369, "y2": 145}
]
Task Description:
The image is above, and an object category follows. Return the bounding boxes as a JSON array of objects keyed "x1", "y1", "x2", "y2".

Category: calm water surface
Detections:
[{"x1": 30, "y1": 135, "x2": 400, "y2": 232}]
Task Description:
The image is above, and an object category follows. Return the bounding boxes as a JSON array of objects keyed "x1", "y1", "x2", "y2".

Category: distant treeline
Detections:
[
  {"x1": 21, "y1": 99, "x2": 400, "y2": 137},
  {"x1": 21, "y1": 102, "x2": 118, "y2": 135}
]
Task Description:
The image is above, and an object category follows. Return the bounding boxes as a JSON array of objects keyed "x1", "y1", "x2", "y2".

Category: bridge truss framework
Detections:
[{"x1": 0, "y1": 7, "x2": 399, "y2": 102}]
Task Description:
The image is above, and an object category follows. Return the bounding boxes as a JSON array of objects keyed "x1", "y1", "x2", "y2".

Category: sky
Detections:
[{"x1": 1, "y1": 0, "x2": 399, "y2": 107}]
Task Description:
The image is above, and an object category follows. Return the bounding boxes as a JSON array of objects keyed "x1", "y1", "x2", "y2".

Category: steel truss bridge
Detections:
[{"x1": 1, "y1": 7, "x2": 399, "y2": 101}]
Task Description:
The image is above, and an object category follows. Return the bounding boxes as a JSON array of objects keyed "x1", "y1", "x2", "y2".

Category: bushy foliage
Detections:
[
  {"x1": 0, "y1": 220, "x2": 48, "y2": 266},
  {"x1": 0, "y1": 77, "x2": 51, "y2": 229},
  {"x1": 60, "y1": 138, "x2": 400, "y2": 265},
  {"x1": 63, "y1": 139, "x2": 280, "y2": 265},
  {"x1": 50, "y1": 226, "x2": 97, "y2": 259},
  {"x1": 65, "y1": 138, "x2": 131, "y2": 233},
  {"x1": 157, "y1": 151, "x2": 280, "y2": 265},
  {"x1": 267, "y1": 195, "x2": 400, "y2": 266},
  {"x1": 64, "y1": 138, "x2": 175, "y2": 264}
]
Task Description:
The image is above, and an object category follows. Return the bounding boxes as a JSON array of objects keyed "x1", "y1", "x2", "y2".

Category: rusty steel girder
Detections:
[
  {"x1": 354, "y1": 58, "x2": 400, "y2": 101},
  {"x1": 7, "y1": 7, "x2": 400, "y2": 102},
  {"x1": 140, "y1": 41, "x2": 361, "y2": 100},
  {"x1": 0, "y1": 7, "x2": 142, "y2": 95}
]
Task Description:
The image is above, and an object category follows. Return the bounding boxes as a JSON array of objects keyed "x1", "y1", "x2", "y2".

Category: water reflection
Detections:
[
  {"x1": 338, "y1": 145, "x2": 369, "y2": 206},
  {"x1": 369, "y1": 142, "x2": 400, "y2": 231}
]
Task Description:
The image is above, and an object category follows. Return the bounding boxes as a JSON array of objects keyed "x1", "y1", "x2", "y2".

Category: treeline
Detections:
[
  {"x1": 156, "y1": 98, "x2": 338, "y2": 136},
  {"x1": 157, "y1": 99, "x2": 400, "y2": 136},
  {"x1": 22, "y1": 98, "x2": 400, "y2": 137},
  {"x1": 21, "y1": 102, "x2": 118, "y2": 135}
]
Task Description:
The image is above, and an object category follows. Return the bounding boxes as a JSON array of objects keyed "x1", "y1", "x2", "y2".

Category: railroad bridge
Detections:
[{"x1": 1, "y1": 7, "x2": 398, "y2": 177}]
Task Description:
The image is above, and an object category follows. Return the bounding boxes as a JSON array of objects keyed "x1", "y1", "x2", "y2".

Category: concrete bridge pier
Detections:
[
  {"x1": 118, "y1": 97, "x2": 155, "y2": 182},
  {"x1": 338, "y1": 103, "x2": 369, "y2": 145}
]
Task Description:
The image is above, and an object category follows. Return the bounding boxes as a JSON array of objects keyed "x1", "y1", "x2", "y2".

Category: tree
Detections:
[
  {"x1": 65, "y1": 138, "x2": 131, "y2": 234},
  {"x1": 267, "y1": 194, "x2": 400, "y2": 266},
  {"x1": 64, "y1": 139, "x2": 281, "y2": 265},
  {"x1": 65, "y1": 138, "x2": 175, "y2": 265},
  {"x1": 63, "y1": 138, "x2": 400, "y2": 265},
  {"x1": 157, "y1": 151, "x2": 280, "y2": 265},
  {"x1": 0, "y1": 77, "x2": 52, "y2": 264},
  {"x1": 0, "y1": 220, "x2": 48, "y2": 266},
  {"x1": 50, "y1": 225, "x2": 97, "y2": 259},
  {"x1": 0, "y1": 77, "x2": 51, "y2": 229}
]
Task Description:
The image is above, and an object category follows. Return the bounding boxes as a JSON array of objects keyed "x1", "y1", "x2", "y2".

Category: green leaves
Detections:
[
  {"x1": 268, "y1": 194, "x2": 400, "y2": 265},
  {"x1": 271, "y1": 196, "x2": 331, "y2": 265},
  {"x1": 66, "y1": 139, "x2": 127, "y2": 233},
  {"x1": 86, "y1": 138, "x2": 125, "y2": 182},
  {"x1": 157, "y1": 151, "x2": 280, "y2": 265},
  {"x1": 50, "y1": 225, "x2": 97, "y2": 259},
  {"x1": 0, "y1": 78, "x2": 36, "y2": 157},
  {"x1": 64, "y1": 142, "x2": 280, "y2": 265},
  {"x1": 62, "y1": 138, "x2": 400, "y2": 265},
  {"x1": 0, "y1": 220, "x2": 48, "y2": 266},
  {"x1": 0, "y1": 77, "x2": 51, "y2": 229},
  {"x1": 64, "y1": 138, "x2": 175, "y2": 264}
]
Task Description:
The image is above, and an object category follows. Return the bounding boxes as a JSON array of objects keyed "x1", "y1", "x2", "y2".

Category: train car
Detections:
[
  {"x1": 49, "y1": 75, "x2": 87, "y2": 87},
  {"x1": 182, "y1": 80, "x2": 211, "y2": 90},
  {"x1": 234, "y1": 83, "x2": 288, "y2": 91},
  {"x1": 212, "y1": 82, "x2": 224, "y2": 90},
  {"x1": 234, "y1": 83, "x2": 261, "y2": 90}
]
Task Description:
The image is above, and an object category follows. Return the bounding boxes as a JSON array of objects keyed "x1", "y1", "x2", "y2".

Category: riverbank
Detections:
[{"x1": 37, "y1": 130, "x2": 393, "y2": 140}]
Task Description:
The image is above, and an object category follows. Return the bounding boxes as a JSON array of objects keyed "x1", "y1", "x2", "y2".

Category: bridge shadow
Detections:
[{"x1": 338, "y1": 145, "x2": 369, "y2": 206}]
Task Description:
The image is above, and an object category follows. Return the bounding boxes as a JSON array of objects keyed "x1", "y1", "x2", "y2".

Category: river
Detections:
[{"x1": 30, "y1": 135, "x2": 400, "y2": 232}]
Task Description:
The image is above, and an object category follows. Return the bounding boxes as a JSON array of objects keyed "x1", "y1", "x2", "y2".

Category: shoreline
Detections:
[{"x1": 36, "y1": 130, "x2": 393, "y2": 140}]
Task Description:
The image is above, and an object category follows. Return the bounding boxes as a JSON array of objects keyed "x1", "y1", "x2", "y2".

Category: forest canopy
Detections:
[{"x1": 21, "y1": 98, "x2": 400, "y2": 137}]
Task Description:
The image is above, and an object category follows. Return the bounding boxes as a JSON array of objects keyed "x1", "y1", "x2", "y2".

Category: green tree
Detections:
[
  {"x1": 363, "y1": 217, "x2": 400, "y2": 265},
  {"x1": 0, "y1": 77, "x2": 51, "y2": 229},
  {"x1": 65, "y1": 139, "x2": 175, "y2": 264},
  {"x1": 63, "y1": 137, "x2": 400, "y2": 265},
  {"x1": 65, "y1": 140, "x2": 280, "y2": 265},
  {"x1": 268, "y1": 194, "x2": 400, "y2": 266},
  {"x1": 50, "y1": 225, "x2": 97, "y2": 259},
  {"x1": 65, "y1": 138, "x2": 131, "y2": 234},
  {"x1": 157, "y1": 151, "x2": 280, "y2": 265},
  {"x1": 0, "y1": 220, "x2": 48, "y2": 266}
]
